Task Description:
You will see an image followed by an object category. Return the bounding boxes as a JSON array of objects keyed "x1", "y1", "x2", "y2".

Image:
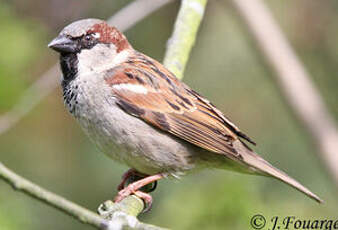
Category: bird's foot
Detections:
[
  {"x1": 114, "y1": 173, "x2": 164, "y2": 212},
  {"x1": 134, "y1": 191, "x2": 153, "y2": 212}
]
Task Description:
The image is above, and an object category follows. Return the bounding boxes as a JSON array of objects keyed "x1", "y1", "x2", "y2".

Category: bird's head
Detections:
[
  {"x1": 48, "y1": 18, "x2": 131, "y2": 55},
  {"x1": 48, "y1": 19, "x2": 132, "y2": 83}
]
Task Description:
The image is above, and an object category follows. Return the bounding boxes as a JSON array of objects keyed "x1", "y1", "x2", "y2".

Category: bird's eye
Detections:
[
  {"x1": 85, "y1": 34, "x2": 92, "y2": 41},
  {"x1": 80, "y1": 33, "x2": 99, "y2": 50}
]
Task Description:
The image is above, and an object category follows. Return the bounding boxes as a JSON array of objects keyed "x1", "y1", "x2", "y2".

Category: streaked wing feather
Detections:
[{"x1": 105, "y1": 52, "x2": 254, "y2": 158}]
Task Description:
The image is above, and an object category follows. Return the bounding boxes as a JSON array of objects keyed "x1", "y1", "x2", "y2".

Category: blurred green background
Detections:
[{"x1": 0, "y1": 0, "x2": 337, "y2": 229}]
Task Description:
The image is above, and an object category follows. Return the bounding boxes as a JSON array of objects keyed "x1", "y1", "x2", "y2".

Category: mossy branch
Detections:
[
  {"x1": 0, "y1": 162, "x2": 104, "y2": 228},
  {"x1": 163, "y1": 0, "x2": 207, "y2": 79},
  {"x1": 0, "y1": 162, "x2": 166, "y2": 230}
]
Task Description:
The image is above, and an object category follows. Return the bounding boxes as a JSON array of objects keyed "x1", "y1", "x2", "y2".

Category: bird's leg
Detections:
[
  {"x1": 117, "y1": 169, "x2": 148, "y2": 191},
  {"x1": 114, "y1": 173, "x2": 164, "y2": 210}
]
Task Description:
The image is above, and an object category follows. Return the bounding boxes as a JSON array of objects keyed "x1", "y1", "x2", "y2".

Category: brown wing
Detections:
[{"x1": 105, "y1": 52, "x2": 255, "y2": 158}]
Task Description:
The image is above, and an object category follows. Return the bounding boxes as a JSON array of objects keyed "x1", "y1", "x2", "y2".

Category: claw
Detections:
[
  {"x1": 114, "y1": 183, "x2": 136, "y2": 203},
  {"x1": 134, "y1": 191, "x2": 153, "y2": 212},
  {"x1": 113, "y1": 173, "x2": 164, "y2": 212}
]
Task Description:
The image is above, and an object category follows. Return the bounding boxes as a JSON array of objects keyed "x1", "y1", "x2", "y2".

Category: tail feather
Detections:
[{"x1": 234, "y1": 141, "x2": 323, "y2": 203}]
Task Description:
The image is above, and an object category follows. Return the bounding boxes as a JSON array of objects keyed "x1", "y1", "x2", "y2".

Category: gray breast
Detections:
[{"x1": 63, "y1": 72, "x2": 201, "y2": 176}]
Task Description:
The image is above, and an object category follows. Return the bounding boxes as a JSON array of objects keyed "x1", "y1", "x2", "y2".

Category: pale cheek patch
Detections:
[
  {"x1": 93, "y1": 33, "x2": 101, "y2": 39},
  {"x1": 113, "y1": 84, "x2": 148, "y2": 94}
]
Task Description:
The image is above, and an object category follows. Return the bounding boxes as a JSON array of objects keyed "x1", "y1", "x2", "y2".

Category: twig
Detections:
[
  {"x1": 108, "y1": 0, "x2": 174, "y2": 32},
  {"x1": 163, "y1": 0, "x2": 207, "y2": 79},
  {"x1": 0, "y1": 0, "x2": 174, "y2": 136},
  {"x1": 0, "y1": 66, "x2": 60, "y2": 135},
  {"x1": 231, "y1": 0, "x2": 338, "y2": 184},
  {"x1": 98, "y1": 198, "x2": 168, "y2": 230},
  {"x1": 0, "y1": 162, "x2": 165, "y2": 230},
  {"x1": 0, "y1": 162, "x2": 105, "y2": 228}
]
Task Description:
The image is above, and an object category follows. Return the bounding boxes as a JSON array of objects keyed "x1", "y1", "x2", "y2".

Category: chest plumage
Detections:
[{"x1": 60, "y1": 52, "x2": 197, "y2": 176}]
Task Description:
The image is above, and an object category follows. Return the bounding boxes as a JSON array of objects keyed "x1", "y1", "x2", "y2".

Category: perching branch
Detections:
[
  {"x1": 0, "y1": 162, "x2": 104, "y2": 228},
  {"x1": 163, "y1": 0, "x2": 207, "y2": 79},
  {"x1": 0, "y1": 162, "x2": 165, "y2": 230},
  {"x1": 0, "y1": 0, "x2": 174, "y2": 136},
  {"x1": 98, "y1": 198, "x2": 168, "y2": 230},
  {"x1": 231, "y1": 0, "x2": 338, "y2": 185}
]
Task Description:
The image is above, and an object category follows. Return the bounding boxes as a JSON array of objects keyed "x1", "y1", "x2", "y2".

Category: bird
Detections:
[{"x1": 48, "y1": 18, "x2": 322, "y2": 209}]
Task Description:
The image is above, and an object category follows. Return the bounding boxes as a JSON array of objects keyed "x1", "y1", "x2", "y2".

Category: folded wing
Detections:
[{"x1": 105, "y1": 52, "x2": 255, "y2": 160}]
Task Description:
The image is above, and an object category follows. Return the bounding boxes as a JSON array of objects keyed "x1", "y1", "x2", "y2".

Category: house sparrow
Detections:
[{"x1": 48, "y1": 18, "x2": 322, "y2": 208}]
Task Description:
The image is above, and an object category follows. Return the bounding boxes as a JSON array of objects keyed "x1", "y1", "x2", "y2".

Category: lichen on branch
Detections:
[{"x1": 163, "y1": 0, "x2": 207, "y2": 79}]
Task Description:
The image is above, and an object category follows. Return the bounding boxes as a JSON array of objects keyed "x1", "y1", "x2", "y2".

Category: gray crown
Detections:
[{"x1": 60, "y1": 18, "x2": 104, "y2": 37}]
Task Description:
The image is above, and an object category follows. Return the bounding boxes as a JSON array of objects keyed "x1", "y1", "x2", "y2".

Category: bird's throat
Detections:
[{"x1": 60, "y1": 53, "x2": 79, "y2": 89}]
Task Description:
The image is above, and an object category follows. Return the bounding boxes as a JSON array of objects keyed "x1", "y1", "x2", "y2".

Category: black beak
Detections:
[{"x1": 48, "y1": 35, "x2": 78, "y2": 53}]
